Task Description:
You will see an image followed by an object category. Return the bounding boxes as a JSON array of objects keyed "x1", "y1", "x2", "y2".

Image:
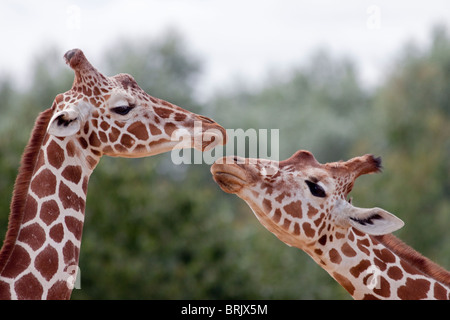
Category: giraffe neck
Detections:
[
  {"x1": 0, "y1": 108, "x2": 99, "y2": 299},
  {"x1": 305, "y1": 227, "x2": 450, "y2": 300}
]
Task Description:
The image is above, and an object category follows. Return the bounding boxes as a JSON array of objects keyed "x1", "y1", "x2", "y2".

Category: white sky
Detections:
[{"x1": 1, "y1": 0, "x2": 450, "y2": 97}]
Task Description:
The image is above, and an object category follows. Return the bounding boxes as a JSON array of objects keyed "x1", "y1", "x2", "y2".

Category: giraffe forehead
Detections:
[
  {"x1": 275, "y1": 166, "x2": 332, "y2": 186},
  {"x1": 253, "y1": 167, "x2": 344, "y2": 211},
  {"x1": 55, "y1": 68, "x2": 171, "y2": 116},
  {"x1": 106, "y1": 88, "x2": 135, "y2": 105},
  {"x1": 245, "y1": 158, "x2": 351, "y2": 198},
  {"x1": 54, "y1": 78, "x2": 140, "y2": 113}
]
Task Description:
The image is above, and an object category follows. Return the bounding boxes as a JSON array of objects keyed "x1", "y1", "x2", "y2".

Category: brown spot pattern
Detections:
[
  {"x1": 262, "y1": 198, "x2": 272, "y2": 212},
  {"x1": 89, "y1": 132, "x2": 101, "y2": 147},
  {"x1": 273, "y1": 209, "x2": 281, "y2": 223},
  {"x1": 149, "y1": 124, "x2": 162, "y2": 136},
  {"x1": 50, "y1": 223, "x2": 64, "y2": 243},
  {"x1": 0, "y1": 281, "x2": 11, "y2": 299},
  {"x1": 341, "y1": 243, "x2": 356, "y2": 257},
  {"x1": 1, "y1": 246, "x2": 31, "y2": 278},
  {"x1": 22, "y1": 195, "x2": 38, "y2": 224},
  {"x1": 164, "y1": 123, "x2": 177, "y2": 137},
  {"x1": 34, "y1": 245, "x2": 59, "y2": 281},
  {"x1": 154, "y1": 106, "x2": 173, "y2": 119},
  {"x1": 31, "y1": 169, "x2": 56, "y2": 198},
  {"x1": 283, "y1": 200, "x2": 302, "y2": 218},
  {"x1": 293, "y1": 223, "x2": 301, "y2": 235},
  {"x1": 303, "y1": 222, "x2": 315, "y2": 238},
  {"x1": 374, "y1": 248, "x2": 396, "y2": 263},
  {"x1": 40, "y1": 200, "x2": 60, "y2": 225},
  {"x1": 120, "y1": 134, "x2": 135, "y2": 148},
  {"x1": 18, "y1": 223, "x2": 46, "y2": 251},
  {"x1": 47, "y1": 141, "x2": 65, "y2": 169},
  {"x1": 15, "y1": 273, "x2": 43, "y2": 299},
  {"x1": 307, "y1": 203, "x2": 318, "y2": 218},
  {"x1": 127, "y1": 121, "x2": 149, "y2": 140},
  {"x1": 59, "y1": 182, "x2": 85, "y2": 212},
  {"x1": 371, "y1": 276, "x2": 391, "y2": 298},
  {"x1": 61, "y1": 165, "x2": 82, "y2": 184},
  {"x1": 387, "y1": 266, "x2": 403, "y2": 281},
  {"x1": 65, "y1": 216, "x2": 83, "y2": 241},
  {"x1": 63, "y1": 241, "x2": 79, "y2": 265},
  {"x1": 47, "y1": 281, "x2": 71, "y2": 300},
  {"x1": 329, "y1": 248, "x2": 342, "y2": 264},
  {"x1": 350, "y1": 259, "x2": 371, "y2": 278},
  {"x1": 434, "y1": 282, "x2": 448, "y2": 300},
  {"x1": 397, "y1": 278, "x2": 430, "y2": 300}
]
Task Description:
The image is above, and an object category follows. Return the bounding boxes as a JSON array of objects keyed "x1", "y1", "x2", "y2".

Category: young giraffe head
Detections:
[
  {"x1": 48, "y1": 49, "x2": 226, "y2": 165},
  {"x1": 212, "y1": 152, "x2": 450, "y2": 299},
  {"x1": 212, "y1": 150, "x2": 404, "y2": 249}
]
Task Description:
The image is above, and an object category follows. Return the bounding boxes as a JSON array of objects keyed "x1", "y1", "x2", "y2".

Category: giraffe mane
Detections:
[
  {"x1": 374, "y1": 234, "x2": 450, "y2": 287},
  {"x1": 0, "y1": 106, "x2": 54, "y2": 273}
]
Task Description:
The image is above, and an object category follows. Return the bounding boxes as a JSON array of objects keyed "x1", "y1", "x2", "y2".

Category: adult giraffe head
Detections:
[
  {"x1": 48, "y1": 48, "x2": 226, "y2": 162},
  {"x1": 0, "y1": 49, "x2": 226, "y2": 299}
]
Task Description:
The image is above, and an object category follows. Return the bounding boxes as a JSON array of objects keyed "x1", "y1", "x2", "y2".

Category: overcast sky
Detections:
[{"x1": 1, "y1": 0, "x2": 450, "y2": 97}]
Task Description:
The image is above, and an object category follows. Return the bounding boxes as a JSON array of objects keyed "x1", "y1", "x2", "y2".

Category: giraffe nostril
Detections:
[{"x1": 233, "y1": 156, "x2": 239, "y2": 162}]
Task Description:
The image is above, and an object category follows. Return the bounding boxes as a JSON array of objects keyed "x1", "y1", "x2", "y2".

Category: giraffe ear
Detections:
[
  {"x1": 47, "y1": 102, "x2": 91, "y2": 137},
  {"x1": 48, "y1": 109, "x2": 81, "y2": 137},
  {"x1": 335, "y1": 199, "x2": 404, "y2": 235}
]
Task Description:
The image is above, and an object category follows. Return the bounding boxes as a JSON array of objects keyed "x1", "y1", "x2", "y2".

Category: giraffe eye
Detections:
[
  {"x1": 305, "y1": 180, "x2": 326, "y2": 198},
  {"x1": 111, "y1": 104, "x2": 134, "y2": 115}
]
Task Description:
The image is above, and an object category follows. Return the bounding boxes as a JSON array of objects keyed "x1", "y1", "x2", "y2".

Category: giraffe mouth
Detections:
[
  {"x1": 211, "y1": 160, "x2": 247, "y2": 194},
  {"x1": 191, "y1": 114, "x2": 228, "y2": 151},
  {"x1": 196, "y1": 130, "x2": 224, "y2": 151}
]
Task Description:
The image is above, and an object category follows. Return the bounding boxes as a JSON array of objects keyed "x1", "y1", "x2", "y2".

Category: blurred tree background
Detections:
[{"x1": 0, "y1": 26, "x2": 449, "y2": 299}]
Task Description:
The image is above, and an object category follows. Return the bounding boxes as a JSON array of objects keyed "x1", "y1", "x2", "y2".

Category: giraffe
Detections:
[
  {"x1": 0, "y1": 49, "x2": 227, "y2": 300},
  {"x1": 211, "y1": 150, "x2": 450, "y2": 299}
]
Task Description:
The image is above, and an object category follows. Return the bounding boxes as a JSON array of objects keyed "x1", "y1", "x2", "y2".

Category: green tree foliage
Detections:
[
  {"x1": 102, "y1": 29, "x2": 202, "y2": 112},
  {"x1": 211, "y1": 50, "x2": 371, "y2": 163},
  {"x1": 358, "y1": 25, "x2": 450, "y2": 267},
  {"x1": 0, "y1": 26, "x2": 449, "y2": 299}
]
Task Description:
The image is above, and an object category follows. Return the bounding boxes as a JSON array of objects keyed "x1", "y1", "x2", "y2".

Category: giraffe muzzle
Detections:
[
  {"x1": 211, "y1": 156, "x2": 248, "y2": 193},
  {"x1": 192, "y1": 115, "x2": 228, "y2": 151}
]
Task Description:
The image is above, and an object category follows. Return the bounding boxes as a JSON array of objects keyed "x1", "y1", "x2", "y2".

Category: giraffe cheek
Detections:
[
  {"x1": 102, "y1": 145, "x2": 114, "y2": 155},
  {"x1": 303, "y1": 223, "x2": 316, "y2": 238},
  {"x1": 108, "y1": 126, "x2": 119, "y2": 141},
  {"x1": 127, "y1": 121, "x2": 149, "y2": 141},
  {"x1": 88, "y1": 132, "x2": 101, "y2": 148},
  {"x1": 149, "y1": 124, "x2": 162, "y2": 136},
  {"x1": 262, "y1": 198, "x2": 272, "y2": 212},
  {"x1": 164, "y1": 123, "x2": 177, "y2": 137},
  {"x1": 120, "y1": 134, "x2": 136, "y2": 148},
  {"x1": 98, "y1": 131, "x2": 108, "y2": 143}
]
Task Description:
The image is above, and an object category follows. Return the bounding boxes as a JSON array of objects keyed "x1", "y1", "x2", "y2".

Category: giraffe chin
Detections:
[{"x1": 212, "y1": 172, "x2": 245, "y2": 194}]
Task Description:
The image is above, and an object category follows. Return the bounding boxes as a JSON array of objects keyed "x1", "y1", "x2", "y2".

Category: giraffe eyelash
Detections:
[
  {"x1": 305, "y1": 180, "x2": 327, "y2": 198},
  {"x1": 111, "y1": 104, "x2": 135, "y2": 116}
]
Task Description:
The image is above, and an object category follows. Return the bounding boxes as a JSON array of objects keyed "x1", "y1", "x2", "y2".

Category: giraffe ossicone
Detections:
[
  {"x1": 211, "y1": 150, "x2": 450, "y2": 300},
  {"x1": 0, "y1": 48, "x2": 227, "y2": 300}
]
